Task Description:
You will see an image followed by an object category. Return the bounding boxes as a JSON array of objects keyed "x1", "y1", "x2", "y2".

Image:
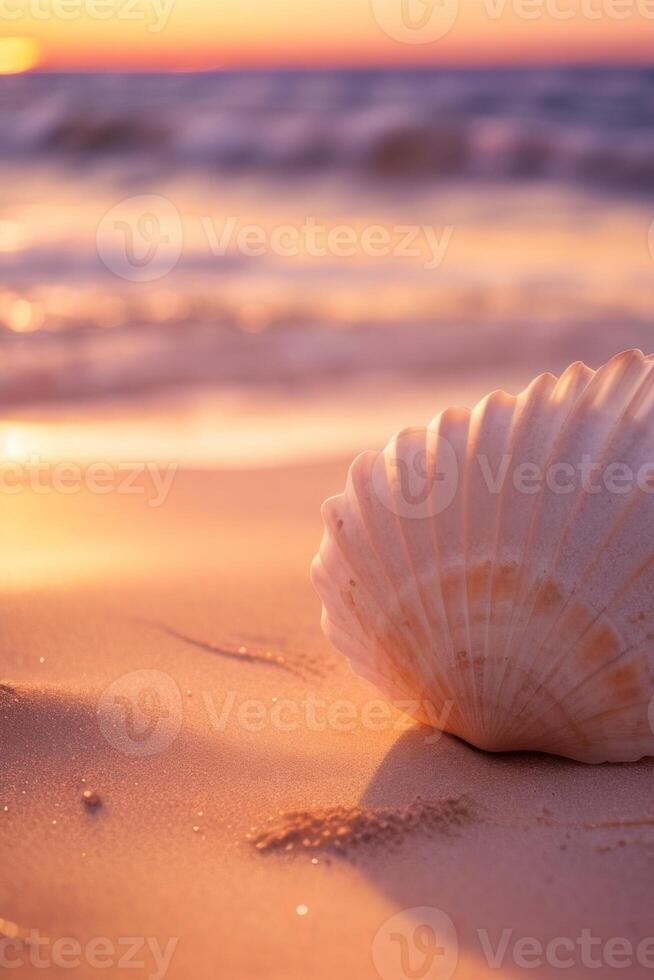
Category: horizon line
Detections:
[{"x1": 25, "y1": 59, "x2": 654, "y2": 74}]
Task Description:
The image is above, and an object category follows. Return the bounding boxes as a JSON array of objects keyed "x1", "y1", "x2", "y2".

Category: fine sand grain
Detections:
[{"x1": 1, "y1": 463, "x2": 653, "y2": 979}]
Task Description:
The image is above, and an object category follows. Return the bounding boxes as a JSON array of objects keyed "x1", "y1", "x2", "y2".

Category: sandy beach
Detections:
[
  {"x1": 2, "y1": 461, "x2": 653, "y2": 979},
  {"x1": 2, "y1": 13, "x2": 654, "y2": 978}
]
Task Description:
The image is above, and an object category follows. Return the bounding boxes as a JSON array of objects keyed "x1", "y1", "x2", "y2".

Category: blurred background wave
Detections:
[{"x1": 1, "y1": 64, "x2": 653, "y2": 462}]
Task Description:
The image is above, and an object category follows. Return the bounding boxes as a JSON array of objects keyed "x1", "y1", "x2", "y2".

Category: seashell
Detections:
[{"x1": 311, "y1": 350, "x2": 654, "y2": 764}]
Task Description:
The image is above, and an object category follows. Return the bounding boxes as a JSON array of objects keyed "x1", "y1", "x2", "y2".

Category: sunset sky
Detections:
[{"x1": 1, "y1": 0, "x2": 654, "y2": 70}]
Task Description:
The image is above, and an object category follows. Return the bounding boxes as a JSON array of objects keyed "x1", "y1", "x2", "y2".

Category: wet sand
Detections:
[{"x1": 1, "y1": 463, "x2": 653, "y2": 979}]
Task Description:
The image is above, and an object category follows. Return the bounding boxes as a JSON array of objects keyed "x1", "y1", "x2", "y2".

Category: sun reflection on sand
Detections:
[{"x1": 0, "y1": 378, "x2": 501, "y2": 470}]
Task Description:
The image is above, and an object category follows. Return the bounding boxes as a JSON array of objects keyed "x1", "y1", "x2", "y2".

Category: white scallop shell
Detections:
[{"x1": 311, "y1": 349, "x2": 654, "y2": 763}]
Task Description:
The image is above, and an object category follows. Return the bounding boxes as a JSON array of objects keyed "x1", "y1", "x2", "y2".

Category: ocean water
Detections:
[
  {"x1": 3, "y1": 67, "x2": 654, "y2": 182},
  {"x1": 0, "y1": 68, "x2": 653, "y2": 460}
]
